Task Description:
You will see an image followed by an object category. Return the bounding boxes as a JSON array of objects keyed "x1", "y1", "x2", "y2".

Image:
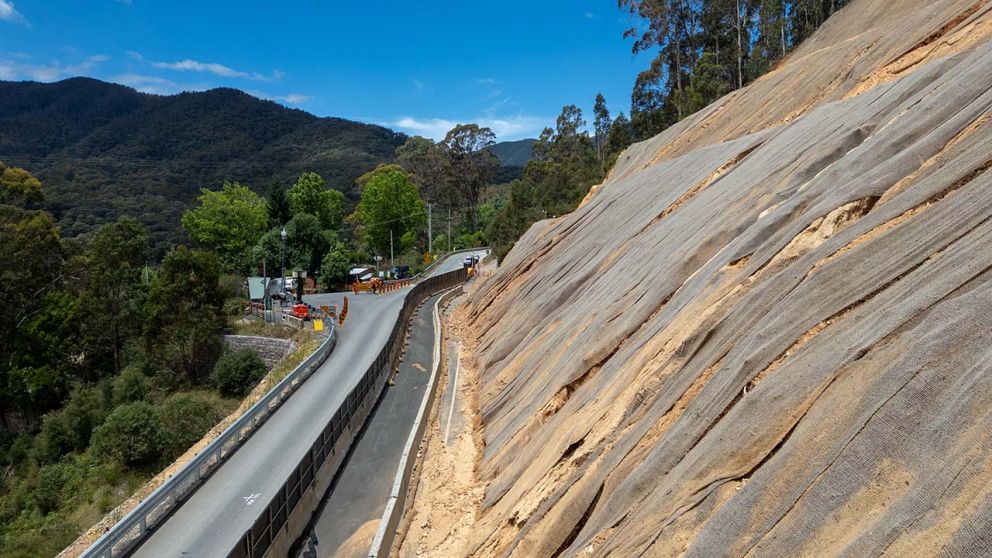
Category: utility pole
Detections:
[
  {"x1": 427, "y1": 203, "x2": 433, "y2": 254},
  {"x1": 389, "y1": 229, "x2": 394, "y2": 272},
  {"x1": 447, "y1": 208, "x2": 452, "y2": 252},
  {"x1": 280, "y1": 226, "x2": 287, "y2": 301}
]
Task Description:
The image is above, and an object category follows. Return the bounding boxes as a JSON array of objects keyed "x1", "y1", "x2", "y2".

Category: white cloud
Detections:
[
  {"x1": 393, "y1": 115, "x2": 547, "y2": 141},
  {"x1": 0, "y1": 54, "x2": 109, "y2": 82},
  {"x1": 111, "y1": 73, "x2": 183, "y2": 94},
  {"x1": 412, "y1": 78, "x2": 425, "y2": 92},
  {"x1": 277, "y1": 93, "x2": 310, "y2": 104},
  {"x1": 248, "y1": 90, "x2": 312, "y2": 105},
  {"x1": 585, "y1": 11, "x2": 594, "y2": 19},
  {"x1": 0, "y1": 1, "x2": 29, "y2": 26},
  {"x1": 151, "y1": 58, "x2": 281, "y2": 81},
  {"x1": 0, "y1": 61, "x2": 15, "y2": 80},
  {"x1": 116, "y1": 0, "x2": 133, "y2": 5},
  {"x1": 476, "y1": 78, "x2": 498, "y2": 85}
]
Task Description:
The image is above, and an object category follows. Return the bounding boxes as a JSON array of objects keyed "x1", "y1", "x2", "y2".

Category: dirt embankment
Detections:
[{"x1": 423, "y1": 0, "x2": 992, "y2": 556}]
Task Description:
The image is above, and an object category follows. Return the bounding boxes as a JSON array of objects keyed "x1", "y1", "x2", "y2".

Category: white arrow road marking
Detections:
[{"x1": 243, "y1": 493, "x2": 261, "y2": 505}]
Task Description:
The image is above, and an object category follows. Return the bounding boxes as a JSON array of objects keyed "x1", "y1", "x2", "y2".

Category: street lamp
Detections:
[{"x1": 280, "y1": 226, "x2": 287, "y2": 300}]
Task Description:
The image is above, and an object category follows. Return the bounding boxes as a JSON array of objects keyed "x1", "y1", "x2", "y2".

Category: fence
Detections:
[
  {"x1": 78, "y1": 326, "x2": 338, "y2": 558},
  {"x1": 225, "y1": 267, "x2": 469, "y2": 558}
]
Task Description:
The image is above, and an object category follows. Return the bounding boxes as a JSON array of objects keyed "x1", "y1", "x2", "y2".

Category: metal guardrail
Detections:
[
  {"x1": 413, "y1": 247, "x2": 490, "y2": 280},
  {"x1": 79, "y1": 325, "x2": 338, "y2": 558},
  {"x1": 225, "y1": 267, "x2": 469, "y2": 558}
]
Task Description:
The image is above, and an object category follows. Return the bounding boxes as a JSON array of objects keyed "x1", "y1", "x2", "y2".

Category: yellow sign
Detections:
[{"x1": 313, "y1": 319, "x2": 324, "y2": 331}]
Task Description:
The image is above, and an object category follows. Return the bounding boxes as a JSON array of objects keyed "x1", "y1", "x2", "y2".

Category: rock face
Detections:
[{"x1": 462, "y1": 1, "x2": 992, "y2": 556}]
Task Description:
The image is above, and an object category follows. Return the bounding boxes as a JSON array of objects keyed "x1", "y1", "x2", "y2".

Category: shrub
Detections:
[
  {"x1": 34, "y1": 459, "x2": 81, "y2": 514},
  {"x1": 34, "y1": 387, "x2": 108, "y2": 463},
  {"x1": 156, "y1": 393, "x2": 223, "y2": 461},
  {"x1": 210, "y1": 350, "x2": 267, "y2": 397},
  {"x1": 112, "y1": 365, "x2": 149, "y2": 405},
  {"x1": 91, "y1": 402, "x2": 163, "y2": 466}
]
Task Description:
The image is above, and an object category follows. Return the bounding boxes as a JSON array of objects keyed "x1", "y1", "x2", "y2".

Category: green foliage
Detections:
[
  {"x1": 112, "y1": 366, "x2": 149, "y2": 406},
  {"x1": 265, "y1": 183, "x2": 292, "y2": 227},
  {"x1": 488, "y1": 105, "x2": 604, "y2": 258},
  {"x1": 0, "y1": 161, "x2": 44, "y2": 207},
  {"x1": 355, "y1": 166, "x2": 426, "y2": 256},
  {"x1": 620, "y1": 0, "x2": 847, "y2": 141},
  {"x1": 34, "y1": 387, "x2": 108, "y2": 463},
  {"x1": 287, "y1": 172, "x2": 346, "y2": 231},
  {"x1": 210, "y1": 350, "x2": 267, "y2": 397},
  {"x1": 91, "y1": 402, "x2": 163, "y2": 466},
  {"x1": 287, "y1": 213, "x2": 332, "y2": 277},
  {"x1": 0, "y1": 164, "x2": 241, "y2": 556},
  {"x1": 395, "y1": 136, "x2": 453, "y2": 204},
  {"x1": 477, "y1": 196, "x2": 505, "y2": 232},
  {"x1": 144, "y1": 247, "x2": 223, "y2": 383},
  {"x1": 454, "y1": 231, "x2": 487, "y2": 250},
  {"x1": 34, "y1": 460, "x2": 82, "y2": 514},
  {"x1": 320, "y1": 242, "x2": 352, "y2": 290},
  {"x1": 605, "y1": 112, "x2": 634, "y2": 158},
  {"x1": 251, "y1": 227, "x2": 286, "y2": 278},
  {"x1": 593, "y1": 93, "x2": 611, "y2": 162},
  {"x1": 73, "y1": 217, "x2": 149, "y2": 377},
  {"x1": 181, "y1": 182, "x2": 268, "y2": 274},
  {"x1": 0, "y1": 185, "x2": 66, "y2": 417},
  {"x1": 156, "y1": 393, "x2": 223, "y2": 461},
  {"x1": 443, "y1": 124, "x2": 500, "y2": 230}
]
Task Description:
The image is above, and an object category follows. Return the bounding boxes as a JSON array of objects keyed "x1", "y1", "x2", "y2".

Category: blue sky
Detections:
[{"x1": 0, "y1": 1, "x2": 651, "y2": 141}]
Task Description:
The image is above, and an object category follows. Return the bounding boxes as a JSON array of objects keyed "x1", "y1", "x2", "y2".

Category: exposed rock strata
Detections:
[{"x1": 462, "y1": 1, "x2": 992, "y2": 555}]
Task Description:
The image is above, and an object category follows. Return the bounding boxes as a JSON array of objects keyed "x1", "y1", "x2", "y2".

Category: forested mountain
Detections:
[
  {"x1": 490, "y1": 139, "x2": 534, "y2": 168},
  {"x1": 0, "y1": 78, "x2": 406, "y2": 256}
]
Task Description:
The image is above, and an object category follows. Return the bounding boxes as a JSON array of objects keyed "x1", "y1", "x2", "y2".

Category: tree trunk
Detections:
[
  {"x1": 737, "y1": 0, "x2": 744, "y2": 88},
  {"x1": 781, "y1": 0, "x2": 787, "y2": 56}
]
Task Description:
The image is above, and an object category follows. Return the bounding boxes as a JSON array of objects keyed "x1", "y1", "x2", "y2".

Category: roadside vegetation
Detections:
[{"x1": 0, "y1": 165, "x2": 273, "y2": 556}]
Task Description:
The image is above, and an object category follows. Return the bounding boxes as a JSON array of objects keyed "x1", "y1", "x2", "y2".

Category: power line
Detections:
[{"x1": 0, "y1": 155, "x2": 318, "y2": 170}]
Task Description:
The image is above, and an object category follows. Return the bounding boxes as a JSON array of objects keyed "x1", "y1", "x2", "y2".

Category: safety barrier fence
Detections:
[
  {"x1": 79, "y1": 326, "x2": 338, "y2": 558},
  {"x1": 225, "y1": 267, "x2": 469, "y2": 558},
  {"x1": 414, "y1": 247, "x2": 488, "y2": 280}
]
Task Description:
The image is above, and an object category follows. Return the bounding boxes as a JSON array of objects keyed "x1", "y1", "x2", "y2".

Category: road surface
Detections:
[
  {"x1": 303, "y1": 290, "x2": 445, "y2": 557},
  {"x1": 132, "y1": 250, "x2": 486, "y2": 558}
]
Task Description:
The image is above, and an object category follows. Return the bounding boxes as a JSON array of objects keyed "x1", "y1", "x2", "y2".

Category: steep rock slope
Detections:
[{"x1": 463, "y1": 0, "x2": 992, "y2": 556}]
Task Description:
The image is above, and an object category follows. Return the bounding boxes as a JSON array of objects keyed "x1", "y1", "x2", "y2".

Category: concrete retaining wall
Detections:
[{"x1": 224, "y1": 335, "x2": 295, "y2": 369}]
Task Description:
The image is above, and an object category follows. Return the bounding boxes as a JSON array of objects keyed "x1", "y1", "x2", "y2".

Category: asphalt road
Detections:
[
  {"x1": 132, "y1": 250, "x2": 486, "y2": 558},
  {"x1": 305, "y1": 291, "x2": 444, "y2": 557}
]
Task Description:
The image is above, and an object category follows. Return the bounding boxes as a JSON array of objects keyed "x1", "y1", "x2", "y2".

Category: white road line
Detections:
[{"x1": 443, "y1": 343, "x2": 461, "y2": 445}]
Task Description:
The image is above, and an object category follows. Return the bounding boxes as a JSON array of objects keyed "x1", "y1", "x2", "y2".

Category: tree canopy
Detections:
[
  {"x1": 354, "y1": 165, "x2": 426, "y2": 257},
  {"x1": 287, "y1": 172, "x2": 346, "y2": 231},
  {"x1": 181, "y1": 182, "x2": 268, "y2": 274}
]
